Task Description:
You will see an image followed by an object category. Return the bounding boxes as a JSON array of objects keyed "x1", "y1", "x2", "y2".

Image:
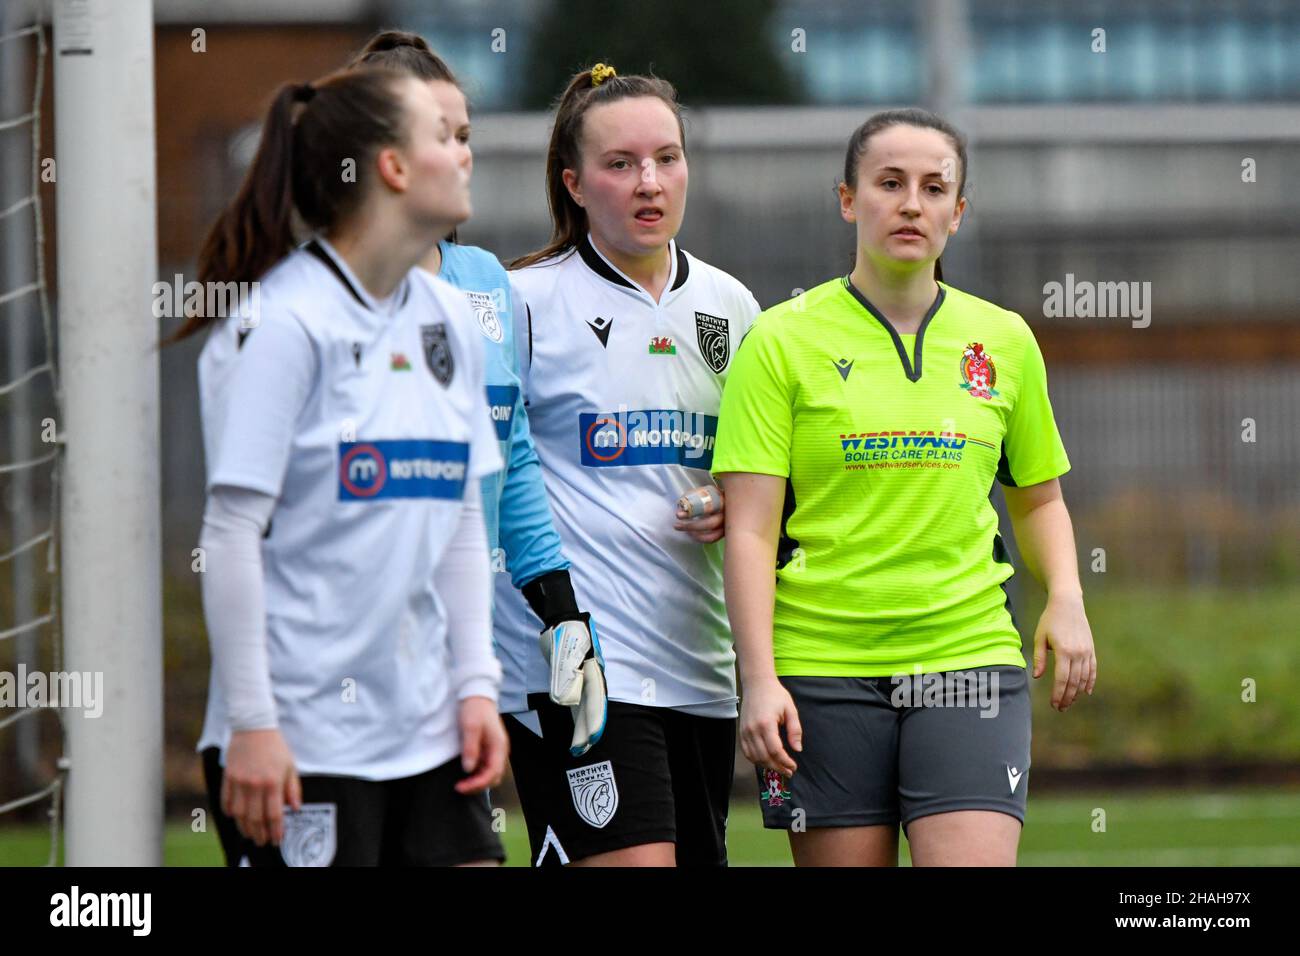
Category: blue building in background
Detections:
[{"x1": 394, "y1": 0, "x2": 1300, "y2": 110}]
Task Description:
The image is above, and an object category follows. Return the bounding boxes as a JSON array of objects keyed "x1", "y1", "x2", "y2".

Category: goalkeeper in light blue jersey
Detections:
[{"x1": 351, "y1": 31, "x2": 606, "y2": 758}]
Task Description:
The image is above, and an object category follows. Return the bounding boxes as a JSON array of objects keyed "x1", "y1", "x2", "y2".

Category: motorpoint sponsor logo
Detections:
[
  {"x1": 579, "y1": 407, "x2": 718, "y2": 468},
  {"x1": 338, "y1": 439, "x2": 470, "y2": 500},
  {"x1": 485, "y1": 384, "x2": 520, "y2": 441},
  {"x1": 839, "y1": 428, "x2": 996, "y2": 468}
]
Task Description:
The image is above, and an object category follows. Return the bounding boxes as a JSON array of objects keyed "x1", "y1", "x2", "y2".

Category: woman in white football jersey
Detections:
[
  {"x1": 175, "y1": 67, "x2": 508, "y2": 866},
  {"x1": 501, "y1": 63, "x2": 761, "y2": 867}
]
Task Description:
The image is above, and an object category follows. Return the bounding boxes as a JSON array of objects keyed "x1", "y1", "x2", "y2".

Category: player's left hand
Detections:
[
  {"x1": 674, "y1": 484, "x2": 725, "y2": 543},
  {"x1": 539, "y1": 613, "x2": 608, "y2": 756},
  {"x1": 1031, "y1": 590, "x2": 1097, "y2": 712},
  {"x1": 455, "y1": 696, "x2": 509, "y2": 794}
]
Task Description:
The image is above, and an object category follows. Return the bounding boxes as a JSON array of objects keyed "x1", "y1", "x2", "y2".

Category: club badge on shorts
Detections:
[
  {"x1": 760, "y1": 769, "x2": 792, "y2": 808},
  {"x1": 958, "y1": 341, "x2": 998, "y2": 399},
  {"x1": 566, "y1": 760, "x2": 619, "y2": 828},
  {"x1": 695, "y1": 312, "x2": 730, "y2": 373},
  {"x1": 421, "y1": 323, "x2": 454, "y2": 386},
  {"x1": 464, "y1": 289, "x2": 504, "y2": 343},
  {"x1": 279, "y1": 802, "x2": 337, "y2": 867}
]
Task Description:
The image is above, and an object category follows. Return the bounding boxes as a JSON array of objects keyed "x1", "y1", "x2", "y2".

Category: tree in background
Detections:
[{"x1": 521, "y1": 0, "x2": 801, "y2": 108}]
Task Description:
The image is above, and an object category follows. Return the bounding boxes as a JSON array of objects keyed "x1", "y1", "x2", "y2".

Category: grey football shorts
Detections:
[{"x1": 755, "y1": 664, "x2": 1031, "y2": 834}]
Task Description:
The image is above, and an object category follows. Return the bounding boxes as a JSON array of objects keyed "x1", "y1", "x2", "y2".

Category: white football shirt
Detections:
[
  {"x1": 498, "y1": 235, "x2": 760, "y2": 716},
  {"x1": 196, "y1": 238, "x2": 502, "y2": 780}
]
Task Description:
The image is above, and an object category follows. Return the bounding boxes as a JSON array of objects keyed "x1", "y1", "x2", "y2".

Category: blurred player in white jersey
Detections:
[
  {"x1": 348, "y1": 32, "x2": 606, "y2": 767},
  {"x1": 175, "y1": 68, "x2": 507, "y2": 866},
  {"x1": 502, "y1": 63, "x2": 762, "y2": 866}
]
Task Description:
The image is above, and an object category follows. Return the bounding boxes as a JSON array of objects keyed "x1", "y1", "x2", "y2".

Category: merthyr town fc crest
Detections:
[
  {"x1": 464, "y1": 289, "x2": 504, "y2": 343},
  {"x1": 567, "y1": 760, "x2": 619, "y2": 828},
  {"x1": 695, "y1": 312, "x2": 730, "y2": 373},
  {"x1": 280, "y1": 803, "x2": 337, "y2": 867},
  {"x1": 421, "y1": 323, "x2": 454, "y2": 386},
  {"x1": 958, "y1": 341, "x2": 998, "y2": 399}
]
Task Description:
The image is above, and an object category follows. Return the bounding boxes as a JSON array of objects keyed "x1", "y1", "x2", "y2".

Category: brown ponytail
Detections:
[
  {"x1": 171, "y1": 68, "x2": 411, "y2": 342},
  {"x1": 510, "y1": 64, "x2": 684, "y2": 270}
]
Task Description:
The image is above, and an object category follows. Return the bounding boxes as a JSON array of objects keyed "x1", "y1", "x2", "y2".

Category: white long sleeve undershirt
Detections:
[
  {"x1": 199, "y1": 484, "x2": 279, "y2": 733},
  {"x1": 436, "y1": 483, "x2": 502, "y2": 703}
]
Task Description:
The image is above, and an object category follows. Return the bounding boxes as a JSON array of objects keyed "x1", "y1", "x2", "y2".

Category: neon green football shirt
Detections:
[{"x1": 712, "y1": 276, "x2": 1071, "y2": 677}]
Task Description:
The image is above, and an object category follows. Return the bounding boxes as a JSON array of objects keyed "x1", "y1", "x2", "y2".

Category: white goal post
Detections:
[{"x1": 53, "y1": 0, "x2": 163, "y2": 866}]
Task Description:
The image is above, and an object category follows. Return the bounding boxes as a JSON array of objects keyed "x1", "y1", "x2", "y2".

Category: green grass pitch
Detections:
[{"x1": 1, "y1": 788, "x2": 1298, "y2": 866}]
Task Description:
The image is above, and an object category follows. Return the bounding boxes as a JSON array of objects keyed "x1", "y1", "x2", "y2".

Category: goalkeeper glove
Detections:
[
  {"x1": 523, "y1": 570, "x2": 607, "y2": 757},
  {"x1": 539, "y1": 614, "x2": 607, "y2": 757}
]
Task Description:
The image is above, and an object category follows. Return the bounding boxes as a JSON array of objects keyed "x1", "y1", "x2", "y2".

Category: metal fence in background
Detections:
[{"x1": 131, "y1": 105, "x2": 1300, "y2": 588}]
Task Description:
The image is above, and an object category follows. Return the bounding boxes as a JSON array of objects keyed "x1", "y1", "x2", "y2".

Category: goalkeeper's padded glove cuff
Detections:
[{"x1": 522, "y1": 568, "x2": 585, "y2": 630}]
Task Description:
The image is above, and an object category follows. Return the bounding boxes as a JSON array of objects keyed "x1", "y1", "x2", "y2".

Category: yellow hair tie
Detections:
[{"x1": 591, "y1": 63, "x2": 617, "y2": 87}]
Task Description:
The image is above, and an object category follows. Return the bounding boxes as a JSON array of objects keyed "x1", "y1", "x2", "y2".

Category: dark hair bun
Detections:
[{"x1": 363, "y1": 30, "x2": 431, "y2": 55}]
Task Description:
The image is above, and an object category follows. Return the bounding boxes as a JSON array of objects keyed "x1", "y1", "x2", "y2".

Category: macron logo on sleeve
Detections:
[{"x1": 338, "y1": 439, "x2": 469, "y2": 500}]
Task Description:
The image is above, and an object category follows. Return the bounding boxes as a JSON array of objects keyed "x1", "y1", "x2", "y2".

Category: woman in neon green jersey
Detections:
[{"x1": 713, "y1": 108, "x2": 1097, "y2": 867}]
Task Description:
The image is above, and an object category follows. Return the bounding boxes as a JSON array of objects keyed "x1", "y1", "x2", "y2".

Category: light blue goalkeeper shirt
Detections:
[
  {"x1": 434, "y1": 240, "x2": 570, "y2": 715},
  {"x1": 434, "y1": 239, "x2": 569, "y2": 585}
]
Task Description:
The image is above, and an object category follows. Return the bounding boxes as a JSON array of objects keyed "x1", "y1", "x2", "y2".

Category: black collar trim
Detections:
[
  {"x1": 671, "y1": 243, "x2": 689, "y2": 291},
  {"x1": 306, "y1": 239, "x2": 368, "y2": 309},
  {"x1": 840, "y1": 277, "x2": 946, "y2": 382},
  {"x1": 577, "y1": 234, "x2": 689, "y2": 295},
  {"x1": 577, "y1": 235, "x2": 636, "y2": 290},
  {"x1": 305, "y1": 239, "x2": 410, "y2": 311}
]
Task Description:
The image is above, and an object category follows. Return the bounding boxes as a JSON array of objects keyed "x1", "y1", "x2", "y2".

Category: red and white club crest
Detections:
[
  {"x1": 762, "y1": 769, "x2": 791, "y2": 807},
  {"x1": 958, "y1": 342, "x2": 999, "y2": 399}
]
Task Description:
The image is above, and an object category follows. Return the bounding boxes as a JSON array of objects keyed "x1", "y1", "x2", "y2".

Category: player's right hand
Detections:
[
  {"x1": 456, "y1": 696, "x2": 509, "y2": 795},
  {"x1": 221, "y1": 728, "x2": 302, "y2": 848},
  {"x1": 740, "y1": 676, "x2": 802, "y2": 777}
]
